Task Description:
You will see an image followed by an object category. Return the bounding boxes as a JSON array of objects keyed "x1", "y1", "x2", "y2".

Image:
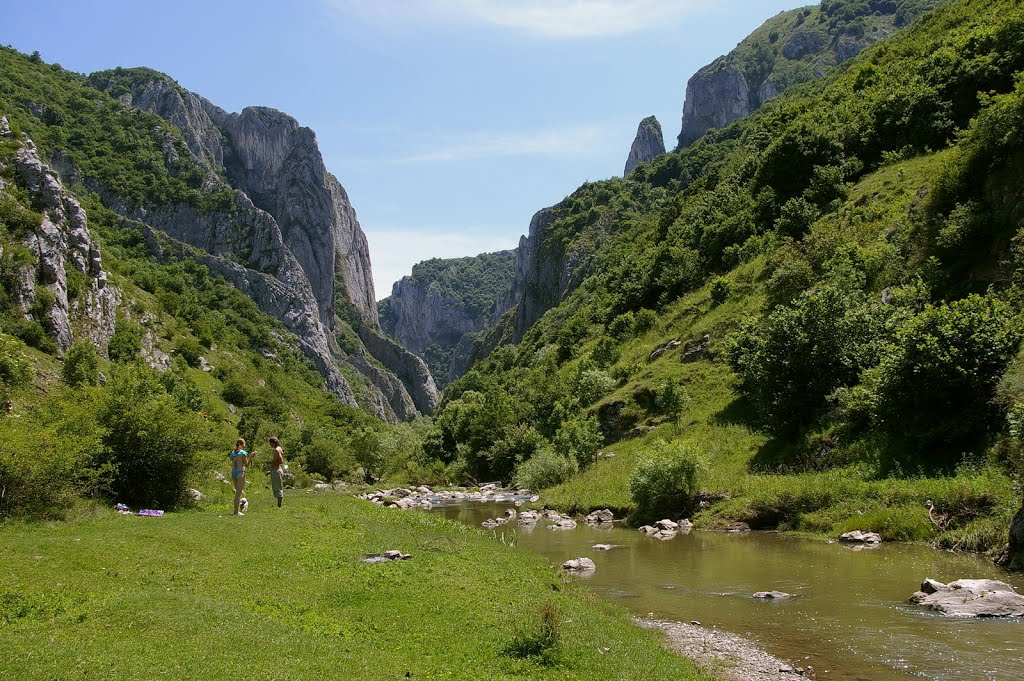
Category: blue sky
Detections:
[{"x1": 3, "y1": 0, "x2": 804, "y2": 298}]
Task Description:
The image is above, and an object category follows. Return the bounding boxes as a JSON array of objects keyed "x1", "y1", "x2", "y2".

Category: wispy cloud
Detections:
[
  {"x1": 325, "y1": 0, "x2": 694, "y2": 38},
  {"x1": 365, "y1": 228, "x2": 521, "y2": 299},
  {"x1": 392, "y1": 124, "x2": 609, "y2": 163}
]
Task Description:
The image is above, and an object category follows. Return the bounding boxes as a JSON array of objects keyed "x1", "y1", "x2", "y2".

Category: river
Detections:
[{"x1": 433, "y1": 501, "x2": 1024, "y2": 681}]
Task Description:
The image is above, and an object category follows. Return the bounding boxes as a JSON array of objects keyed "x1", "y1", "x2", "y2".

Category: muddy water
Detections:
[{"x1": 434, "y1": 502, "x2": 1024, "y2": 681}]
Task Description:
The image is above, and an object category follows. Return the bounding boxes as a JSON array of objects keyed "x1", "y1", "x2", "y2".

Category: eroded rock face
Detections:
[
  {"x1": 8, "y1": 137, "x2": 118, "y2": 353},
  {"x1": 678, "y1": 64, "x2": 751, "y2": 148},
  {"x1": 624, "y1": 116, "x2": 666, "y2": 177},
  {"x1": 88, "y1": 71, "x2": 434, "y2": 419}
]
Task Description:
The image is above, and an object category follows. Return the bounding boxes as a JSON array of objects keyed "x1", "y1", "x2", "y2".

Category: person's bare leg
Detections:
[{"x1": 233, "y1": 476, "x2": 244, "y2": 515}]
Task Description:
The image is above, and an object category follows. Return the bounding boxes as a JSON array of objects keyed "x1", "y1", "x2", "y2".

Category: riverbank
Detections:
[
  {"x1": 0, "y1": 493, "x2": 715, "y2": 680},
  {"x1": 637, "y1": 618, "x2": 810, "y2": 681}
]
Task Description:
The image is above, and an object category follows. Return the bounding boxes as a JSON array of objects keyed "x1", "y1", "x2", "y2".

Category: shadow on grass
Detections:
[{"x1": 710, "y1": 397, "x2": 802, "y2": 473}]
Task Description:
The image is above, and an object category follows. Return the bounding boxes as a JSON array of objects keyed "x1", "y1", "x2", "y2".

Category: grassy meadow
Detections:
[{"x1": 0, "y1": 492, "x2": 716, "y2": 681}]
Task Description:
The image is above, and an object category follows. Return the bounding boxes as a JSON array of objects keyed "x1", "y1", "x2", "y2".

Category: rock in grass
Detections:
[
  {"x1": 909, "y1": 578, "x2": 1024, "y2": 617},
  {"x1": 562, "y1": 557, "x2": 596, "y2": 572},
  {"x1": 839, "y1": 530, "x2": 882, "y2": 544}
]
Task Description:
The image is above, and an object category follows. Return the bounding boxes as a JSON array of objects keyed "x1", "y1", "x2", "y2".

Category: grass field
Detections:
[{"x1": 0, "y1": 492, "x2": 715, "y2": 681}]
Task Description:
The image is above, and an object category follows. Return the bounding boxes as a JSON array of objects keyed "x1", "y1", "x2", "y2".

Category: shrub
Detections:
[
  {"x1": 95, "y1": 364, "x2": 208, "y2": 507},
  {"x1": 0, "y1": 333, "x2": 32, "y2": 387},
  {"x1": 513, "y1": 447, "x2": 578, "y2": 490},
  {"x1": 633, "y1": 308, "x2": 658, "y2": 334},
  {"x1": 221, "y1": 376, "x2": 256, "y2": 407},
  {"x1": 173, "y1": 336, "x2": 204, "y2": 368},
  {"x1": 61, "y1": 340, "x2": 98, "y2": 388},
  {"x1": 552, "y1": 416, "x2": 603, "y2": 468},
  {"x1": 709, "y1": 277, "x2": 731, "y2": 305},
  {"x1": 502, "y1": 603, "x2": 561, "y2": 667},
  {"x1": 107, "y1": 319, "x2": 142, "y2": 363},
  {"x1": 629, "y1": 440, "x2": 706, "y2": 522}
]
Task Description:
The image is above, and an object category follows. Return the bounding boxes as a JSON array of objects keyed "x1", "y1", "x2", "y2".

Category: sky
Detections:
[{"x1": 3, "y1": 0, "x2": 804, "y2": 299}]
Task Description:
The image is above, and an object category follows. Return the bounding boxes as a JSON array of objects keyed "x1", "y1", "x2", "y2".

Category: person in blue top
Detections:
[{"x1": 230, "y1": 438, "x2": 249, "y2": 516}]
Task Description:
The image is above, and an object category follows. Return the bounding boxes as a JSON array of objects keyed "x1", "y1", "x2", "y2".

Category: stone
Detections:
[
  {"x1": 649, "y1": 339, "x2": 682, "y2": 361},
  {"x1": 189, "y1": 488, "x2": 206, "y2": 501},
  {"x1": 312, "y1": 483, "x2": 334, "y2": 492},
  {"x1": 592, "y1": 544, "x2": 618, "y2": 551},
  {"x1": 909, "y1": 578, "x2": 1024, "y2": 618},
  {"x1": 550, "y1": 518, "x2": 577, "y2": 531},
  {"x1": 638, "y1": 525, "x2": 659, "y2": 535},
  {"x1": 197, "y1": 356, "x2": 213, "y2": 372},
  {"x1": 623, "y1": 116, "x2": 666, "y2": 177},
  {"x1": 782, "y1": 30, "x2": 827, "y2": 60},
  {"x1": 840, "y1": 530, "x2": 882, "y2": 544},
  {"x1": 654, "y1": 530, "x2": 678, "y2": 541},
  {"x1": 678, "y1": 64, "x2": 750, "y2": 147},
  {"x1": 680, "y1": 334, "x2": 711, "y2": 364},
  {"x1": 562, "y1": 557, "x2": 596, "y2": 572},
  {"x1": 753, "y1": 591, "x2": 792, "y2": 600},
  {"x1": 999, "y1": 502, "x2": 1024, "y2": 571},
  {"x1": 655, "y1": 519, "x2": 679, "y2": 531},
  {"x1": 586, "y1": 509, "x2": 615, "y2": 524}
]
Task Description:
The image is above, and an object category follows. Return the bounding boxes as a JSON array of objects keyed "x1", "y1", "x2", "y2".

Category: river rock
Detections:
[
  {"x1": 592, "y1": 544, "x2": 619, "y2": 551},
  {"x1": 909, "y1": 579, "x2": 1024, "y2": 618},
  {"x1": 753, "y1": 591, "x2": 792, "y2": 600},
  {"x1": 654, "y1": 529, "x2": 678, "y2": 541},
  {"x1": 655, "y1": 519, "x2": 679, "y2": 531},
  {"x1": 638, "y1": 525, "x2": 659, "y2": 535},
  {"x1": 586, "y1": 509, "x2": 615, "y2": 524},
  {"x1": 562, "y1": 557, "x2": 596, "y2": 572},
  {"x1": 550, "y1": 518, "x2": 577, "y2": 531},
  {"x1": 840, "y1": 530, "x2": 882, "y2": 544}
]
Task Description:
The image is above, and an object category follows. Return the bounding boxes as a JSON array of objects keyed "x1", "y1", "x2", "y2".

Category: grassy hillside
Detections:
[
  {"x1": 0, "y1": 494, "x2": 714, "y2": 680},
  {"x1": 418, "y1": 0, "x2": 1024, "y2": 554}
]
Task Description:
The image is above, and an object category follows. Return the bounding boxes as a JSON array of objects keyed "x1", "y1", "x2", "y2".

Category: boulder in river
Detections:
[
  {"x1": 586, "y1": 509, "x2": 615, "y2": 524},
  {"x1": 592, "y1": 544, "x2": 619, "y2": 551},
  {"x1": 638, "y1": 525, "x2": 659, "y2": 535},
  {"x1": 549, "y1": 518, "x2": 577, "y2": 530},
  {"x1": 909, "y1": 578, "x2": 1024, "y2": 617},
  {"x1": 655, "y1": 519, "x2": 679, "y2": 531},
  {"x1": 562, "y1": 557, "x2": 596, "y2": 572},
  {"x1": 753, "y1": 591, "x2": 792, "y2": 600},
  {"x1": 840, "y1": 530, "x2": 882, "y2": 544}
]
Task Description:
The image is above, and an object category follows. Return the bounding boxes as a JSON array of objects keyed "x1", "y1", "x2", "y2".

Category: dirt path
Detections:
[{"x1": 636, "y1": 618, "x2": 815, "y2": 680}]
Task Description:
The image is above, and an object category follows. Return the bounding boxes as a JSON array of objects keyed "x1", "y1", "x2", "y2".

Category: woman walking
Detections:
[{"x1": 230, "y1": 438, "x2": 249, "y2": 515}]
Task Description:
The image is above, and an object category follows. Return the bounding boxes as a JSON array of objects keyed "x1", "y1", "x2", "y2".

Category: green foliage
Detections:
[
  {"x1": 173, "y1": 336, "x2": 204, "y2": 368},
  {"x1": 502, "y1": 603, "x2": 562, "y2": 667},
  {"x1": 553, "y1": 416, "x2": 603, "y2": 468},
  {"x1": 107, "y1": 318, "x2": 142, "y2": 363},
  {"x1": 863, "y1": 294, "x2": 1022, "y2": 464},
  {"x1": 629, "y1": 441, "x2": 706, "y2": 522},
  {"x1": 0, "y1": 332, "x2": 32, "y2": 388},
  {"x1": 513, "y1": 447, "x2": 579, "y2": 490},
  {"x1": 61, "y1": 340, "x2": 98, "y2": 388},
  {"x1": 94, "y1": 364, "x2": 209, "y2": 507},
  {"x1": 709, "y1": 277, "x2": 731, "y2": 305}
]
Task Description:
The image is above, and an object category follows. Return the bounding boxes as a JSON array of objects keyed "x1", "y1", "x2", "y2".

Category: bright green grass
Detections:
[{"x1": 0, "y1": 495, "x2": 716, "y2": 681}]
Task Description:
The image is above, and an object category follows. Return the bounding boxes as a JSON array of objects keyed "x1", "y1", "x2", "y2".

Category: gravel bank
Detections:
[{"x1": 636, "y1": 618, "x2": 815, "y2": 680}]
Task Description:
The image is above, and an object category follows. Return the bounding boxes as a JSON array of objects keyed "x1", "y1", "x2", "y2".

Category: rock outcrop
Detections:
[
  {"x1": 4, "y1": 131, "x2": 118, "y2": 354},
  {"x1": 87, "y1": 69, "x2": 434, "y2": 420},
  {"x1": 676, "y1": 3, "x2": 939, "y2": 148},
  {"x1": 623, "y1": 116, "x2": 666, "y2": 177},
  {"x1": 380, "y1": 250, "x2": 515, "y2": 386},
  {"x1": 909, "y1": 578, "x2": 1024, "y2": 617}
]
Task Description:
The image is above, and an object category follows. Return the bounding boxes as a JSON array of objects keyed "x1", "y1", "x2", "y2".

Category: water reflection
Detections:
[{"x1": 433, "y1": 501, "x2": 1024, "y2": 681}]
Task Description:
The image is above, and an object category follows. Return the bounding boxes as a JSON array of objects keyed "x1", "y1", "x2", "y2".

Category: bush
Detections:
[
  {"x1": 633, "y1": 308, "x2": 658, "y2": 334},
  {"x1": 173, "y1": 336, "x2": 204, "y2": 368},
  {"x1": 552, "y1": 416, "x2": 603, "y2": 468},
  {"x1": 709, "y1": 277, "x2": 731, "y2": 305},
  {"x1": 865, "y1": 294, "x2": 1022, "y2": 465},
  {"x1": 95, "y1": 364, "x2": 208, "y2": 507},
  {"x1": 629, "y1": 441, "x2": 706, "y2": 522},
  {"x1": 107, "y1": 320, "x2": 142, "y2": 363},
  {"x1": 221, "y1": 376, "x2": 255, "y2": 407},
  {"x1": 513, "y1": 448, "x2": 578, "y2": 490},
  {"x1": 61, "y1": 340, "x2": 98, "y2": 388},
  {"x1": 0, "y1": 333, "x2": 32, "y2": 387}
]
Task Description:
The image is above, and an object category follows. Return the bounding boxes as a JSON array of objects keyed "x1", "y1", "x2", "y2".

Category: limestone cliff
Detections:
[
  {"x1": 1, "y1": 122, "x2": 119, "y2": 355},
  {"x1": 676, "y1": 1, "x2": 941, "y2": 147},
  {"x1": 87, "y1": 69, "x2": 436, "y2": 420},
  {"x1": 380, "y1": 250, "x2": 515, "y2": 386},
  {"x1": 624, "y1": 116, "x2": 666, "y2": 178}
]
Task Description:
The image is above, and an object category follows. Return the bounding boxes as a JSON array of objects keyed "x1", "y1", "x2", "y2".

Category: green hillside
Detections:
[
  {"x1": 0, "y1": 47, "x2": 423, "y2": 518},
  {"x1": 421, "y1": 0, "x2": 1024, "y2": 555}
]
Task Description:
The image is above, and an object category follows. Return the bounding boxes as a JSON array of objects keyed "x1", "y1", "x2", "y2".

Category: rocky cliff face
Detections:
[
  {"x1": 676, "y1": 2, "x2": 939, "y2": 148},
  {"x1": 381, "y1": 250, "x2": 515, "y2": 386},
  {"x1": 623, "y1": 116, "x2": 666, "y2": 177},
  {"x1": 1, "y1": 122, "x2": 118, "y2": 355},
  {"x1": 89, "y1": 70, "x2": 435, "y2": 420}
]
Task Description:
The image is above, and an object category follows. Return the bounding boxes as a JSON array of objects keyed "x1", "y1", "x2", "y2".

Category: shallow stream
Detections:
[{"x1": 434, "y1": 501, "x2": 1024, "y2": 681}]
